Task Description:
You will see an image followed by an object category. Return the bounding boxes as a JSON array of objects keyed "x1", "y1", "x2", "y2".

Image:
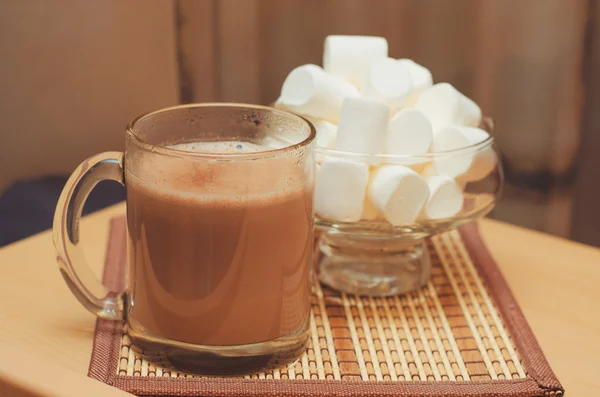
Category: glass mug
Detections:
[{"x1": 53, "y1": 104, "x2": 316, "y2": 373}]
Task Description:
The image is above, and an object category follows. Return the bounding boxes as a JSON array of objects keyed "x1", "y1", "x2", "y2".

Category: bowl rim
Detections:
[{"x1": 316, "y1": 117, "x2": 495, "y2": 160}]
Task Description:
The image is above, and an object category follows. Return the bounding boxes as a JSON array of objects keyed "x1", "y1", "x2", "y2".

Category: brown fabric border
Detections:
[
  {"x1": 88, "y1": 218, "x2": 563, "y2": 397},
  {"x1": 112, "y1": 376, "x2": 542, "y2": 397},
  {"x1": 88, "y1": 218, "x2": 127, "y2": 383},
  {"x1": 458, "y1": 222, "x2": 564, "y2": 396}
]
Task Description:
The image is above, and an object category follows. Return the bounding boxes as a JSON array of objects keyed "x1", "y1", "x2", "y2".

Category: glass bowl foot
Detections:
[{"x1": 318, "y1": 233, "x2": 431, "y2": 296}]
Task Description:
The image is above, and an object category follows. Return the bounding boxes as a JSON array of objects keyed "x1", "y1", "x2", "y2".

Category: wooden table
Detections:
[{"x1": 0, "y1": 202, "x2": 599, "y2": 395}]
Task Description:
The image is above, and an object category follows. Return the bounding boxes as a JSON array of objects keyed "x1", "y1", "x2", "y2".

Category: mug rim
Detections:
[{"x1": 126, "y1": 103, "x2": 316, "y2": 160}]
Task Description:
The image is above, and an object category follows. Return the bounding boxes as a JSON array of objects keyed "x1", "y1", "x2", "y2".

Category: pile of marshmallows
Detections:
[{"x1": 275, "y1": 35, "x2": 497, "y2": 226}]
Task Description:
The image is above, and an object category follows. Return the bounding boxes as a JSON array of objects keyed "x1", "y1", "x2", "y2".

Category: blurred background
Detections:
[{"x1": 1, "y1": 0, "x2": 599, "y2": 247}]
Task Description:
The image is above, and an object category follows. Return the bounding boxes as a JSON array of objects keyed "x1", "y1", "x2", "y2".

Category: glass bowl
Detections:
[{"x1": 314, "y1": 118, "x2": 502, "y2": 296}]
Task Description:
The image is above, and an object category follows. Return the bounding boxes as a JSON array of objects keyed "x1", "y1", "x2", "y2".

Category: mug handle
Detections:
[{"x1": 53, "y1": 152, "x2": 125, "y2": 320}]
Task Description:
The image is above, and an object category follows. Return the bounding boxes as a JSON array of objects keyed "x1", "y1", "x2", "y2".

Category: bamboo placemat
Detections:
[{"x1": 89, "y1": 217, "x2": 563, "y2": 396}]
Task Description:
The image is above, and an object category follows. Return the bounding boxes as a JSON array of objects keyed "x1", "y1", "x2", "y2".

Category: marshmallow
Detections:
[
  {"x1": 415, "y1": 83, "x2": 481, "y2": 132},
  {"x1": 274, "y1": 97, "x2": 293, "y2": 112},
  {"x1": 387, "y1": 108, "x2": 433, "y2": 155},
  {"x1": 361, "y1": 170, "x2": 382, "y2": 220},
  {"x1": 431, "y1": 125, "x2": 473, "y2": 178},
  {"x1": 310, "y1": 119, "x2": 337, "y2": 148},
  {"x1": 335, "y1": 97, "x2": 390, "y2": 156},
  {"x1": 368, "y1": 165, "x2": 430, "y2": 225},
  {"x1": 432, "y1": 125, "x2": 496, "y2": 181},
  {"x1": 323, "y1": 35, "x2": 388, "y2": 88},
  {"x1": 459, "y1": 127, "x2": 497, "y2": 182},
  {"x1": 278, "y1": 64, "x2": 359, "y2": 122},
  {"x1": 310, "y1": 118, "x2": 337, "y2": 164},
  {"x1": 422, "y1": 176, "x2": 464, "y2": 220},
  {"x1": 397, "y1": 59, "x2": 433, "y2": 105},
  {"x1": 314, "y1": 157, "x2": 369, "y2": 222},
  {"x1": 361, "y1": 58, "x2": 412, "y2": 109},
  {"x1": 419, "y1": 163, "x2": 467, "y2": 189}
]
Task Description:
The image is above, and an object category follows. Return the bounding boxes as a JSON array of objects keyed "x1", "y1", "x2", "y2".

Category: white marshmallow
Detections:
[
  {"x1": 335, "y1": 97, "x2": 390, "y2": 156},
  {"x1": 279, "y1": 64, "x2": 359, "y2": 122},
  {"x1": 387, "y1": 108, "x2": 433, "y2": 155},
  {"x1": 361, "y1": 170, "x2": 382, "y2": 220},
  {"x1": 361, "y1": 58, "x2": 412, "y2": 109},
  {"x1": 310, "y1": 118, "x2": 337, "y2": 164},
  {"x1": 432, "y1": 125, "x2": 496, "y2": 181},
  {"x1": 415, "y1": 83, "x2": 481, "y2": 132},
  {"x1": 419, "y1": 162, "x2": 467, "y2": 190},
  {"x1": 432, "y1": 125, "x2": 473, "y2": 178},
  {"x1": 459, "y1": 127, "x2": 497, "y2": 182},
  {"x1": 368, "y1": 165, "x2": 430, "y2": 225},
  {"x1": 397, "y1": 59, "x2": 433, "y2": 105},
  {"x1": 274, "y1": 97, "x2": 293, "y2": 112},
  {"x1": 422, "y1": 176, "x2": 464, "y2": 220},
  {"x1": 314, "y1": 157, "x2": 369, "y2": 222},
  {"x1": 323, "y1": 35, "x2": 388, "y2": 88},
  {"x1": 310, "y1": 119, "x2": 337, "y2": 148}
]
